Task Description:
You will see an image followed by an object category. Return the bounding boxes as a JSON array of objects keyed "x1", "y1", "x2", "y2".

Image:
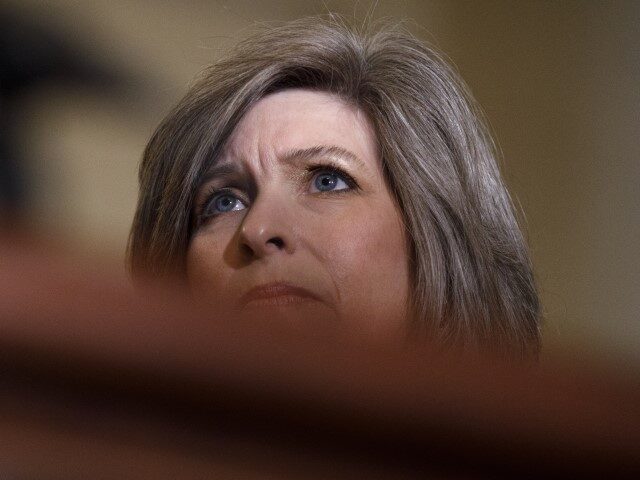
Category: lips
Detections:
[{"x1": 239, "y1": 282, "x2": 321, "y2": 308}]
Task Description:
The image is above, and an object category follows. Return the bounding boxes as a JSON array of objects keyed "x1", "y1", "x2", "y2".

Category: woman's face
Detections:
[{"x1": 187, "y1": 89, "x2": 410, "y2": 338}]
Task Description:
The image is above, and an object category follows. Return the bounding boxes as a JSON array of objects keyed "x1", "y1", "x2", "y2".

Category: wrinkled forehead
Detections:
[{"x1": 218, "y1": 88, "x2": 380, "y2": 171}]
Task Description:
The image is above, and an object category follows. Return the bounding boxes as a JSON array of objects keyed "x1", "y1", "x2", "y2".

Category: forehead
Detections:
[{"x1": 221, "y1": 89, "x2": 379, "y2": 167}]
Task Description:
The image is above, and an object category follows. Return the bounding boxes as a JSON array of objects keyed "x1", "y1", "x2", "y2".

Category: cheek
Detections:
[
  {"x1": 185, "y1": 232, "x2": 230, "y2": 296},
  {"x1": 322, "y1": 204, "x2": 410, "y2": 329}
]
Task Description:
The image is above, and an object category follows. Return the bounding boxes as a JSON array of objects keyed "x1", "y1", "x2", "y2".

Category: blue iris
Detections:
[
  {"x1": 315, "y1": 172, "x2": 342, "y2": 191},
  {"x1": 214, "y1": 194, "x2": 239, "y2": 212}
]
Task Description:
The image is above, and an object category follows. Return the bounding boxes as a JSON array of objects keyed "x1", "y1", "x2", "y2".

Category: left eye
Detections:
[
  {"x1": 310, "y1": 171, "x2": 351, "y2": 193},
  {"x1": 203, "y1": 192, "x2": 247, "y2": 217}
]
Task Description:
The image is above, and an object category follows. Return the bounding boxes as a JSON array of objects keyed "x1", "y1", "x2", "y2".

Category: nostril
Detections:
[
  {"x1": 267, "y1": 237, "x2": 285, "y2": 249},
  {"x1": 240, "y1": 234, "x2": 288, "y2": 259}
]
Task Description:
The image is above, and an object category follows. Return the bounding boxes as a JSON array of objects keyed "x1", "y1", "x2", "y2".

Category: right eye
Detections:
[{"x1": 202, "y1": 191, "x2": 247, "y2": 218}]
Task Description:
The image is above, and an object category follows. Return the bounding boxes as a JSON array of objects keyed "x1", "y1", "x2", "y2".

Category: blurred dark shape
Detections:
[
  {"x1": 0, "y1": 8, "x2": 126, "y2": 224},
  {"x1": 1, "y1": 232, "x2": 639, "y2": 479}
]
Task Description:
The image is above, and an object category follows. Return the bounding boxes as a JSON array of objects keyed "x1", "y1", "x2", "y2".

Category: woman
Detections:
[{"x1": 128, "y1": 16, "x2": 541, "y2": 357}]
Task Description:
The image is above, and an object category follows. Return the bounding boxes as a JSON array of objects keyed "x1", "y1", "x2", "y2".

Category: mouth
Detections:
[{"x1": 239, "y1": 282, "x2": 321, "y2": 308}]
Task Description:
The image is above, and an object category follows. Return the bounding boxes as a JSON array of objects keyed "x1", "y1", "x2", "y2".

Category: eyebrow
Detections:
[
  {"x1": 201, "y1": 144, "x2": 368, "y2": 185},
  {"x1": 279, "y1": 145, "x2": 368, "y2": 171}
]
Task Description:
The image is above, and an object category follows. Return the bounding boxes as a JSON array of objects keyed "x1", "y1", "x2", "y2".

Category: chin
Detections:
[{"x1": 239, "y1": 301, "x2": 340, "y2": 329}]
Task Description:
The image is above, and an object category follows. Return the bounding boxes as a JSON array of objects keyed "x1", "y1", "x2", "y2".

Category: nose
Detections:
[{"x1": 238, "y1": 192, "x2": 296, "y2": 258}]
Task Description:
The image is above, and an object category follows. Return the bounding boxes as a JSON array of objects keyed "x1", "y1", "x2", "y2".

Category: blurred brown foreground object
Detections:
[{"x1": 1, "y1": 231, "x2": 639, "y2": 479}]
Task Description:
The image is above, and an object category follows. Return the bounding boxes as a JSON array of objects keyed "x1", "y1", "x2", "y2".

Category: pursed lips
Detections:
[{"x1": 239, "y1": 282, "x2": 322, "y2": 308}]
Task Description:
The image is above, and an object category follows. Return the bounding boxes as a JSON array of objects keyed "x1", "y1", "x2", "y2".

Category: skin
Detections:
[{"x1": 186, "y1": 89, "x2": 410, "y2": 338}]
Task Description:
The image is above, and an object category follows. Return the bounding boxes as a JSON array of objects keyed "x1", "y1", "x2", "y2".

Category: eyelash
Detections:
[
  {"x1": 307, "y1": 161, "x2": 359, "y2": 191},
  {"x1": 197, "y1": 162, "x2": 359, "y2": 222}
]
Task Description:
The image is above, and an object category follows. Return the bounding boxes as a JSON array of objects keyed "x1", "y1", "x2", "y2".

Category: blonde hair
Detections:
[{"x1": 129, "y1": 16, "x2": 541, "y2": 356}]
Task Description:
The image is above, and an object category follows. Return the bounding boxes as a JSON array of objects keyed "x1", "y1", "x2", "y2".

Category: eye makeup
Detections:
[
  {"x1": 194, "y1": 160, "x2": 360, "y2": 227},
  {"x1": 305, "y1": 161, "x2": 360, "y2": 192}
]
